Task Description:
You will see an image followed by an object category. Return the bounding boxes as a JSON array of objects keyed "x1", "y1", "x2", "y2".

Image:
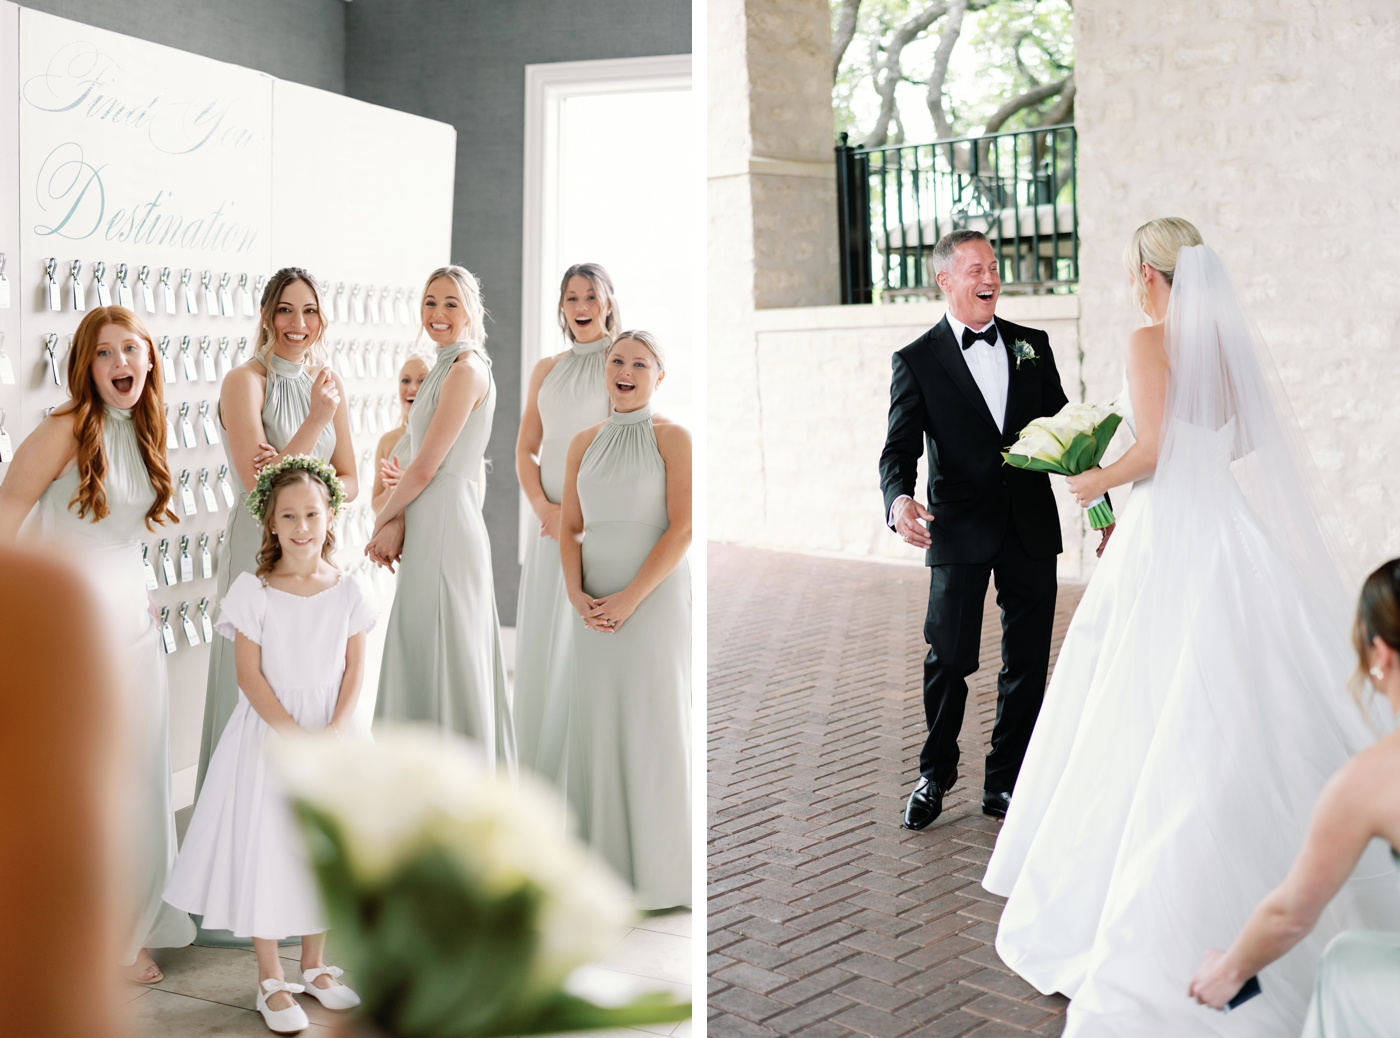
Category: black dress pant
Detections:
[{"x1": 920, "y1": 524, "x2": 1058, "y2": 795}]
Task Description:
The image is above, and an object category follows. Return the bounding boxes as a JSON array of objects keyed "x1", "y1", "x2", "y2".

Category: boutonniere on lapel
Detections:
[{"x1": 1010, "y1": 339, "x2": 1038, "y2": 371}]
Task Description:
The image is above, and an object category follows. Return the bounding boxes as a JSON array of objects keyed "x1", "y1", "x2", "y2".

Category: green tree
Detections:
[{"x1": 832, "y1": 0, "x2": 1073, "y2": 146}]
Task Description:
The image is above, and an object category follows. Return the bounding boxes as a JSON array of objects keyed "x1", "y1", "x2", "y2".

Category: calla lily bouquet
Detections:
[
  {"x1": 1003, "y1": 402, "x2": 1123, "y2": 529},
  {"x1": 273, "y1": 730, "x2": 691, "y2": 1038}
]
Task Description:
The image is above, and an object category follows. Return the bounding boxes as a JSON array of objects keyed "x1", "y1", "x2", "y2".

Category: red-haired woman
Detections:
[{"x1": 0, "y1": 306, "x2": 196, "y2": 982}]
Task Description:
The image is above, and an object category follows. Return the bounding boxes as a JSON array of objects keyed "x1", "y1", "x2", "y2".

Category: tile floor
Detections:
[{"x1": 126, "y1": 908, "x2": 693, "y2": 1037}]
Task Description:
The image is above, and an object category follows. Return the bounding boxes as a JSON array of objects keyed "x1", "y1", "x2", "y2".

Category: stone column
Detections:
[{"x1": 708, "y1": 0, "x2": 840, "y2": 542}]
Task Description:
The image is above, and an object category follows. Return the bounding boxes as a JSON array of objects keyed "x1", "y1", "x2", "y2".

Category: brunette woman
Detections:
[
  {"x1": 197, "y1": 268, "x2": 358, "y2": 800},
  {"x1": 514, "y1": 263, "x2": 618, "y2": 783}
]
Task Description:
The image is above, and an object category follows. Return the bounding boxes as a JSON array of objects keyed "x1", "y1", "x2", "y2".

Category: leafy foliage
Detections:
[{"x1": 832, "y1": 0, "x2": 1074, "y2": 144}]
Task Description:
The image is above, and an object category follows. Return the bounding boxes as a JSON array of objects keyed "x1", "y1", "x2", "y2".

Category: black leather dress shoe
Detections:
[
  {"x1": 902, "y1": 769, "x2": 957, "y2": 830},
  {"x1": 982, "y1": 790, "x2": 1011, "y2": 818}
]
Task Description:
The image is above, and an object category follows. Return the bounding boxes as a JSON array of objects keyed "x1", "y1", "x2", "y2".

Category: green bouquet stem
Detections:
[{"x1": 1086, "y1": 496, "x2": 1115, "y2": 530}]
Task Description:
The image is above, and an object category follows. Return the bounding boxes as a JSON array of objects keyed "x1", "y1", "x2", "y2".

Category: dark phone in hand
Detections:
[{"x1": 1223, "y1": 975, "x2": 1261, "y2": 1013}]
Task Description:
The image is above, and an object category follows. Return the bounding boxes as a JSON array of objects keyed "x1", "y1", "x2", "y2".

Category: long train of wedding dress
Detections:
[{"x1": 983, "y1": 245, "x2": 1400, "y2": 1036}]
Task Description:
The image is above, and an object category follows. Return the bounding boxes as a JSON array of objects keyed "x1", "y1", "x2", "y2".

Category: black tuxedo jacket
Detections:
[{"x1": 879, "y1": 315, "x2": 1069, "y2": 566}]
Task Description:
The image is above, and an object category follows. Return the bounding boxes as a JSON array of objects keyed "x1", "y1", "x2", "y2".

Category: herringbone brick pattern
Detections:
[{"x1": 707, "y1": 543, "x2": 1086, "y2": 1038}]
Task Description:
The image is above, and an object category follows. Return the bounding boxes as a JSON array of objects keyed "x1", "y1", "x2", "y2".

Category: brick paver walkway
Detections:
[{"x1": 707, "y1": 543, "x2": 1086, "y2": 1038}]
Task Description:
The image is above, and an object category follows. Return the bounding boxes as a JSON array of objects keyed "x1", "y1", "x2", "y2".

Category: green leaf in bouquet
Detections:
[
  {"x1": 1062, "y1": 431, "x2": 1098, "y2": 475},
  {"x1": 1087, "y1": 413, "x2": 1123, "y2": 468},
  {"x1": 1002, "y1": 451, "x2": 1071, "y2": 476}
]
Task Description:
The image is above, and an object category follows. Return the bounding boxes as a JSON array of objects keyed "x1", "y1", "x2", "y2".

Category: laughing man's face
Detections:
[{"x1": 937, "y1": 240, "x2": 1001, "y2": 329}]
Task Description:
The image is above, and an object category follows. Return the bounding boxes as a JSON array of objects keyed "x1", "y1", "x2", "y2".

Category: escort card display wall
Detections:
[{"x1": 0, "y1": 4, "x2": 456, "y2": 797}]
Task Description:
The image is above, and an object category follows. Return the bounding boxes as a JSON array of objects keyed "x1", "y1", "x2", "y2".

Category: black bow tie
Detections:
[{"x1": 961, "y1": 325, "x2": 998, "y2": 350}]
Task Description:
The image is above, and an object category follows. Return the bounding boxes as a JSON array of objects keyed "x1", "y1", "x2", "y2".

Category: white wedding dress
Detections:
[{"x1": 983, "y1": 245, "x2": 1400, "y2": 1036}]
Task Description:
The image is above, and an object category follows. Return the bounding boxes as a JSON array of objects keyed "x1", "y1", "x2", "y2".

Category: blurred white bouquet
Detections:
[
  {"x1": 1004, "y1": 402, "x2": 1123, "y2": 529},
  {"x1": 274, "y1": 729, "x2": 690, "y2": 1037}
]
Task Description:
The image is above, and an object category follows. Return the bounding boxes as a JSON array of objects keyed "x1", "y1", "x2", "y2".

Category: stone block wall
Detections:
[{"x1": 1077, "y1": 0, "x2": 1400, "y2": 569}]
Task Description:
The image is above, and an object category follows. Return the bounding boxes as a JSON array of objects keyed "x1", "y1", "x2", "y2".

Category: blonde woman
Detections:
[
  {"x1": 371, "y1": 351, "x2": 431, "y2": 513},
  {"x1": 514, "y1": 263, "x2": 619, "y2": 783},
  {"x1": 981, "y1": 221, "x2": 1400, "y2": 1034},
  {"x1": 367, "y1": 266, "x2": 514, "y2": 770},
  {"x1": 559, "y1": 330, "x2": 691, "y2": 910},
  {"x1": 196, "y1": 268, "x2": 358, "y2": 803}
]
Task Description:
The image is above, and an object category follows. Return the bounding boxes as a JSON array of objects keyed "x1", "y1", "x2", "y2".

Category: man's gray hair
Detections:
[{"x1": 932, "y1": 229, "x2": 990, "y2": 275}]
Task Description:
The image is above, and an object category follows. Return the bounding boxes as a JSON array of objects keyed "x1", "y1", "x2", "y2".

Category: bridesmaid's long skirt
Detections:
[
  {"x1": 375, "y1": 473, "x2": 515, "y2": 772},
  {"x1": 119, "y1": 573, "x2": 196, "y2": 962},
  {"x1": 513, "y1": 528, "x2": 574, "y2": 784},
  {"x1": 1302, "y1": 927, "x2": 1400, "y2": 1037},
  {"x1": 196, "y1": 500, "x2": 259, "y2": 800},
  {"x1": 568, "y1": 522, "x2": 691, "y2": 910}
]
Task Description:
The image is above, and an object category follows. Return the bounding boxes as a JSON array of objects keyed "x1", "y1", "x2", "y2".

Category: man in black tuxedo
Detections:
[{"x1": 880, "y1": 229, "x2": 1069, "y2": 829}]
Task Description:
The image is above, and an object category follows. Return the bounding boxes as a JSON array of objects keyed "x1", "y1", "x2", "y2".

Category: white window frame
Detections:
[{"x1": 518, "y1": 53, "x2": 692, "y2": 560}]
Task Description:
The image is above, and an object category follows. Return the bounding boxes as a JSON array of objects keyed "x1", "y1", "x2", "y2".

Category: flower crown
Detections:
[{"x1": 245, "y1": 455, "x2": 345, "y2": 523}]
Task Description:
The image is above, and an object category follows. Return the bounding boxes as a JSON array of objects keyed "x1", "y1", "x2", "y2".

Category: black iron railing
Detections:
[{"x1": 836, "y1": 124, "x2": 1078, "y2": 304}]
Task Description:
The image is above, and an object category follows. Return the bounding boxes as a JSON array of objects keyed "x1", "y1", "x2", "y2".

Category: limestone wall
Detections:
[{"x1": 1076, "y1": 0, "x2": 1400, "y2": 570}]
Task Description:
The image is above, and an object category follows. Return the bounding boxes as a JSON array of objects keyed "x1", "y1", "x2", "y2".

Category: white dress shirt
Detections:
[
  {"x1": 944, "y1": 313, "x2": 1009, "y2": 433},
  {"x1": 889, "y1": 314, "x2": 1010, "y2": 527}
]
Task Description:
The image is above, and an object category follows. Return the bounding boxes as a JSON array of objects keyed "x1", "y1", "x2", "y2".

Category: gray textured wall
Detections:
[
  {"x1": 344, "y1": 0, "x2": 691, "y2": 617},
  {"x1": 19, "y1": 0, "x2": 346, "y2": 92}
]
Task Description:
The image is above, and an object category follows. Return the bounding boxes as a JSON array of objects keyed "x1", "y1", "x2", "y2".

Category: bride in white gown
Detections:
[{"x1": 982, "y1": 218, "x2": 1400, "y2": 1035}]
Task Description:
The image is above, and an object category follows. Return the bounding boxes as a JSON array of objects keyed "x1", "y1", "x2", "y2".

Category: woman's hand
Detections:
[
  {"x1": 1065, "y1": 468, "x2": 1108, "y2": 508},
  {"x1": 379, "y1": 456, "x2": 404, "y2": 491},
  {"x1": 568, "y1": 588, "x2": 608, "y2": 630},
  {"x1": 588, "y1": 589, "x2": 640, "y2": 633},
  {"x1": 1188, "y1": 949, "x2": 1247, "y2": 1011},
  {"x1": 251, "y1": 442, "x2": 278, "y2": 473},
  {"x1": 365, "y1": 515, "x2": 405, "y2": 570},
  {"x1": 308, "y1": 368, "x2": 341, "y2": 429},
  {"x1": 539, "y1": 504, "x2": 562, "y2": 541}
]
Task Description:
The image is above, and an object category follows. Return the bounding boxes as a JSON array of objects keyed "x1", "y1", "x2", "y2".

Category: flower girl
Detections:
[{"x1": 164, "y1": 456, "x2": 373, "y2": 1034}]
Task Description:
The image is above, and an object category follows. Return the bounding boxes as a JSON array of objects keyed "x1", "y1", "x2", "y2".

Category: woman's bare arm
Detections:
[
  {"x1": 323, "y1": 369, "x2": 359, "y2": 502},
  {"x1": 1066, "y1": 326, "x2": 1168, "y2": 505},
  {"x1": 371, "y1": 426, "x2": 405, "y2": 513},
  {"x1": 372, "y1": 354, "x2": 488, "y2": 531},
  {"x1": 0, "y1": 415, "x2": 77, "y2": 542},
  {"x1": 1190, "y1": 733, "x2": 1400, "y2": 1007},
  {"x1": 516, "y1": 355, "x2": 560, "y2": 523},
  {"x1": 559, "y1": 423, "x2": 605, "y2": 628},
  {"x1": 589, "y1": 420, "x2": 692, "y2": 632}
]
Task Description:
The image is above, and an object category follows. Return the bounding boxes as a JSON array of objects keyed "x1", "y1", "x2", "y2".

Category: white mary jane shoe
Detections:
[
  {"x1": 256, "y1": 978, "x2": 309, "y2": 1034},
  {"x1": 300, "y1": 964, "x2": 362, "y2": 1011}
]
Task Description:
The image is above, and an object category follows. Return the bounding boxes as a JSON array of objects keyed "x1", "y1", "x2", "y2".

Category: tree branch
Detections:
[
  {"x1": 863, "y1": 2, "x2": 950, "y2": 147},
  {"x1": 981, "y1": 74, "x2": 1072, "y2": 135},
  {"x1": 925, "y1": 0, "x2": 968, "y2": 140},
  {"x1": 1040, "y1": 78, "x2": 1075, "y2": 126},
  {"x1": 832, "y1": 0, "x2": 863, "y2": 82}
]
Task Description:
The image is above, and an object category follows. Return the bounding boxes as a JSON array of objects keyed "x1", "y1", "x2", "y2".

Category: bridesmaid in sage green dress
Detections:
[
  {"x1": 197, "y1": 268, "x2": 357, "y2": 799},
  {"x1": 368, "y1": 265, "x2": 515, "y2": 771},
  {"x1": 0, "y1": 306, "x2": 196, "y2": 983},
  {"x1": 1189, "y1": 559, "x2": 1400, "y2": 1031},
  {"x1": 513, "y1": 263, "x2": 619, "y2": 784},
  {"x1": 560, "y1": 330, "x2": 691, "y2": 909}
]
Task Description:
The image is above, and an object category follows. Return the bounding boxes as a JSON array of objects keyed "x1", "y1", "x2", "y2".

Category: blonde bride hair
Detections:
[{"x1": 1123, "y1": 217, "x2": 1204, "y2": 314}]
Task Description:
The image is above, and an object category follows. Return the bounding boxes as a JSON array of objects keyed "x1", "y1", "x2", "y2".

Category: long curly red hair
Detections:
[{"x1": 58, "y1": 307, "x2": 176, "y2": 530}]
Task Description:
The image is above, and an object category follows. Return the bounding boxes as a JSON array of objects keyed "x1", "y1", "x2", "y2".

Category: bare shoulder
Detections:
[
  {"x1": 1127, "y1": 323, "x2": 1166, "y2": 355},
  {"x1": 375, "y1": 426, "x2": 403, "y2": 458},
  {"x1": 323, "y1": 365, "x2": 347, "y2": 391},
  {"x1": 531, "y1": 353, "x2": 561, "y2": 382},
  {"x1": 651, "y1": 415, "x2": 691, "y2": 449},
  {"x1": 222, "y1": 359, "x2": 265, "y2": 397}
]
